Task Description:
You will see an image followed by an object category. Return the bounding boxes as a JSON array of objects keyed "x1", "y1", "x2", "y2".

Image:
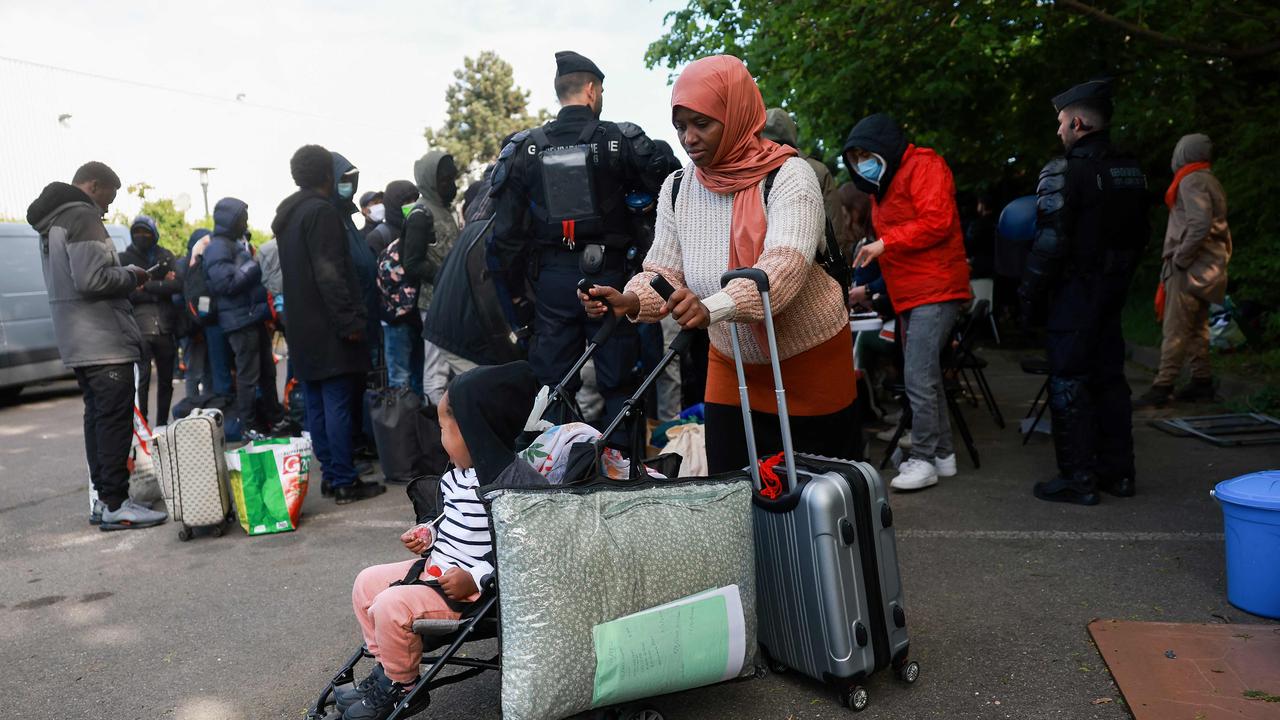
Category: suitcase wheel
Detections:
[
  {"x1": 624, "y1": 710, "x2": 664, "y2": 720},
  {"x1": 177, "y1": 525, "x2": 193, "y2": 542},
  {"x1": 753, "y1": 663, "x2": 769, "y2": 680},
  {"x1": 898, "y1": 660, "x2": 921, "y2": 684},
  {"x1": 840, "y1": 686, "x2": 869, "y2": 712},
  {"x1": 211, "y1": 524, "x2": 224, "y2": 538}
]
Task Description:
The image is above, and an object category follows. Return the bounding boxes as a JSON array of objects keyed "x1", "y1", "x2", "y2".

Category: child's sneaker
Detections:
[
  {"x1": 334, "y1": 664, "x2": 385, "y2": 714},
  {"x1": 889, "y1": 458, "x2": 938, "y2": 492},
  {"x1": 934, "y1": 453, "x2": 957, "y2": 478},
  {"x1": 342, "y1": 674, "x2": 415, "y2": 720}
]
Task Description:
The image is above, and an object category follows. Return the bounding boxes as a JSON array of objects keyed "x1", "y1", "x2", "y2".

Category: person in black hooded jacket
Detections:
[
  {"x1": 119, "y1": 215, "x2": 181, "y2": 425},
  {"x1": 366, "y1": 180, "x2": 419, "y2": 258},
  {"x1": 370, "y1": 180, "x2": 425, "y2": 396},
  {"x1": 274, "y1": 144, "x2": 384, "y2": 505}
]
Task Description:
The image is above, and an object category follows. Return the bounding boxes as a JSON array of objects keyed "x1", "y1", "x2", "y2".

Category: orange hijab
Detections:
[{"x1": 671, "y1": 55, "x2": 796, "y2": 273}]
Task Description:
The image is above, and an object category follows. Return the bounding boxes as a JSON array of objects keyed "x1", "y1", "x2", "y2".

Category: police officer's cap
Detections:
[
  {"x1": 555, "y1": 51, "x2": 604, "y2": 81},
  {"x1": 1052, "y1": 78, "x2": 1114, "y2": 114}
]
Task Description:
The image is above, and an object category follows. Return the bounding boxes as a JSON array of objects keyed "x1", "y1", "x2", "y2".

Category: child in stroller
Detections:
[{"x1": 334, "y1": 361, "x2": 540, "y2": 720}]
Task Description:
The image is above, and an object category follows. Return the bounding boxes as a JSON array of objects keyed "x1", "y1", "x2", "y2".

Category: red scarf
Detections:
[{"x1": 1165, "y1": 162, "x2": 1210, "y2": 209}]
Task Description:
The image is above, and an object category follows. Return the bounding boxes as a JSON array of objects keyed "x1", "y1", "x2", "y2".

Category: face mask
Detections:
[
  {"x1": 855, "y1": 155, "x2": 885, "y2": 184},
  {"x1": 402, "y1": 203, "x2": 415, "y2": 219},
  {"x1": 367, "y1": 203, "x2": 385, "y2": 223},
  {"x1": 337, "y1": 182, "x2": 355, "y2": 200}
]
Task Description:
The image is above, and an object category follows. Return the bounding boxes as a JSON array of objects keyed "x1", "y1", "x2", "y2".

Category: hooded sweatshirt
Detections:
[
  {"x1": 403, "y1": 150, "x2": 460, "y2": 310},
  {"x1": 119, "y1": 214, "x2": 181, "y2": 335},
  {"x1": 762, "y1": 108, "x2": 841, "y2": 230},
  {"x1": 365, "y1": 180, "x2": 420, "y2": 257},
  {"x1": 1163, "y1": 133, "x2": 1231, "y2": 303},
  {"x1": 203, "y1": 197, "x2": 269, "y2": 332},
  {"x1": 333, "y1": 152, "x2": 381, "y2": 344},
  {"x1": 842, "y1": 113, "x2": 970, "y2": 313},
  {"x1": 27, "y1": 181, "x2": 142, "y2": 367}
]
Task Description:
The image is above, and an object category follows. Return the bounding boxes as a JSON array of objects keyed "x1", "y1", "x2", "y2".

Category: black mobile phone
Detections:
[{"x1": 649, "y1": 275, "x2": 676, "y2": 302}]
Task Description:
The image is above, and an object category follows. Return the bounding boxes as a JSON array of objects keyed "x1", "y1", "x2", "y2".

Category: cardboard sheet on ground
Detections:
[
  {"x1": 591, "y1": 585, "x2": 745, "y2": 707},
  {"x1": 1089, "y1": 619, "x2": 1280, "y2": 719}
]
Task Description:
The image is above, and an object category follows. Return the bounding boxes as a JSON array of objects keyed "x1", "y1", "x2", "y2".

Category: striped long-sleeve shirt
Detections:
[{"x1": 427, "y1": 468, "x2": 495, "y2": 592}]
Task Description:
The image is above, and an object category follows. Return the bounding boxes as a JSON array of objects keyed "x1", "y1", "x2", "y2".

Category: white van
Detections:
[{"x1": 0, "y1": 222, "x2": 130, "y2": 400}]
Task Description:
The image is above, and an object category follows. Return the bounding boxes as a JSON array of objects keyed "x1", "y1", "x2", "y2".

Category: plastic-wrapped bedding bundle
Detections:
[{"x1": 485, "y1": 477, "x2": 757, "y2": 720}]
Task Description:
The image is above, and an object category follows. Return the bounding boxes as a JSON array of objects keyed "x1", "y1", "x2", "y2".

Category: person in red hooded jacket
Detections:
[{"x1": 844, "y1": 113, "x2": 971, "y2": 492}]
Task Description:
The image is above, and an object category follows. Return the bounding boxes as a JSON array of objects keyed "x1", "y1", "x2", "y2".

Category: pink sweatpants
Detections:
[{"x1": 351, "y1": 559, "x2": 463, "y2": 683}]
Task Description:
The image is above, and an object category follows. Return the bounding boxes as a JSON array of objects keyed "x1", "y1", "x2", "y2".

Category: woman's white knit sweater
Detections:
[{"x1": 625, "y1": 157, "x2": 847, "y2": 364}]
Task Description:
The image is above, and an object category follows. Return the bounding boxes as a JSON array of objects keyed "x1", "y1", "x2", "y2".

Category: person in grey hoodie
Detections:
[
  {"x1": 401, "y1": 150, "x2": 460, "y2": 403},
  {"x1": 26, "y1": 161, "x2": 168, "y2": 530}
]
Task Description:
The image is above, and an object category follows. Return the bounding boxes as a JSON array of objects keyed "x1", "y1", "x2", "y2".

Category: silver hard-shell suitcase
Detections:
[
  {"x1": 151, "y1": 408, "x2": 232, "y2": 540},
  {"x1": 721, "y1": 268, "x2": 919, "y2": 712}
]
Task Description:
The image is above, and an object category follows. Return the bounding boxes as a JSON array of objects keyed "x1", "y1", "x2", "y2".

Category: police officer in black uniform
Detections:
[
  {"x1": 1020, "y1": 79, "x2": 1151, "y2": 506},
  {"x1": 490, "y1": 51, "x2": 667, "y2": 427}
]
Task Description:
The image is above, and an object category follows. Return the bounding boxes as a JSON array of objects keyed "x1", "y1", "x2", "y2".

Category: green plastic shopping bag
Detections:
[{"x1": 227, "y1": 437, "x2": 311, "y2": 535}]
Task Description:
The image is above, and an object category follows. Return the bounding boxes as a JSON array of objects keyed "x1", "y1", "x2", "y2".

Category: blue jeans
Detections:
[
  {"x1": 204, "y1": 324, "x2": 234, "y2": 396},
  {"x1": 304, "y1": 374, "x2": 359, "y2": 488},
  {"x1": 383, "y1": 320, "x2": 424, "y2": 398}
]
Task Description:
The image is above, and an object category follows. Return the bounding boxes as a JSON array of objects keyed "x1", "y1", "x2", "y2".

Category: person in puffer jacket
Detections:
[
  {"x1": 200, "y1": 197, "x2": 285, "y2": 439},
  {"x1": 844, "y1": 113, "x2": 971, "y2": 493}
]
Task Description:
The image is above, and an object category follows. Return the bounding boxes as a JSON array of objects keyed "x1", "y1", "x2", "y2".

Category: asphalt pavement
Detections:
[{"x1": 0, "y1": 349, "x2": 1274, "y2": 720}]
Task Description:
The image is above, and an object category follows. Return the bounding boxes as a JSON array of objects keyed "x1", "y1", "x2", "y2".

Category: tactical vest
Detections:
[{"x1": 530, "y1": 121, "x2": 606, "y2": 248}]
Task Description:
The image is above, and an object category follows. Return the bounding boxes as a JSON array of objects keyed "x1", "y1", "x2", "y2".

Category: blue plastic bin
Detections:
[{"x1": 1213, "y1": 471, "x2": 1280, "y2": 619}]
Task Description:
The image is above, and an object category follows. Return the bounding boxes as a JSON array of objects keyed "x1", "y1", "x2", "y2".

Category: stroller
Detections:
[{"x1": 307, "y1": 278, "x2": 695, "y2": 720}]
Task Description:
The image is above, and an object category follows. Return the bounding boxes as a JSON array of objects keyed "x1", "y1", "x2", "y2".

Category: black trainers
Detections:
[
  {"x1": 342, "y1": 674, "x2": 416, "y2": 720},
  {"x1": 334, "y1": 664, "x2": 385, "y2": 714},
  {"x1": 334, "y1": 479, "x2": 386, "y2": 505},
  {"x1": 1134, "y1": 384, "x2": 1173, "y2": 409},
  {"x1": 1033, "y1": 475, "x2": 1100, "y2": 506},
  {"x1": 1174, "y1": 378, "x2": 1215, "y2": 402},
  {"x1": 1099, "y1": 476, "x2": 1136, "y2": 498}
]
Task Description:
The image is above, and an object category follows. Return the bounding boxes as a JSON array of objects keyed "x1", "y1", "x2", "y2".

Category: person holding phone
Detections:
[
  {"x1": 120, "y1": 215, "x2": 181, "y2": 426},
  {"x1": 581, "y1": 55, "x2": 860, "y2": 472}
]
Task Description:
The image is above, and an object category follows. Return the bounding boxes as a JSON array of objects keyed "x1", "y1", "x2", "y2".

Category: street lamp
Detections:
[{"x1": 191, "y1": 167, "x2": 215, "y2": 219}]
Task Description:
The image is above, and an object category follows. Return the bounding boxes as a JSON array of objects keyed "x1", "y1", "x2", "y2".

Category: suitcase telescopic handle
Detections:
[{"x1": 719, "y1": 268, "x2": 798, "y2": 496}]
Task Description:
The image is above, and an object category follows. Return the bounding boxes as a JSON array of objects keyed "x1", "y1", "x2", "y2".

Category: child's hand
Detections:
[
  {"x1": 400, "y1": 524, "x2": 434, "y2": 555},
  {"x1": 438, "y1": 567, "x2": 478, "y2": 601}
]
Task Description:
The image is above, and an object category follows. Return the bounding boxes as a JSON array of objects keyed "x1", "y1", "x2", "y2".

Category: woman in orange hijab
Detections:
[{"x1": 582, "y1": 55, "x2": 860, "y2": 472}]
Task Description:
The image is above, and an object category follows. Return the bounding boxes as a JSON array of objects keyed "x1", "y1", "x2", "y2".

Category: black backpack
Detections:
[
  {"x1": 671, "y1": 167, "x2": 852, "y2": 303},
  {"x1": 183, "y1": 257, "x2": 219, "y2": 326}
]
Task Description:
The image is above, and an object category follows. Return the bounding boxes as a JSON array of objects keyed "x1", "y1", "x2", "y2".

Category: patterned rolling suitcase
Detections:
[
  {"x1": 721, "y1": 269, "x2": 919, "y2": 712},
  {"x1": 151, "y1": 408, "x2": 232, "y2": 540}
]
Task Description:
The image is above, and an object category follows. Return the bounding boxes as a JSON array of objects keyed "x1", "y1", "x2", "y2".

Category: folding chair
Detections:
[
  {"x1": 1020, "y1": 357, "x2": 1051, "y2": 444},
  {"x1": 950, "y1": 300, "x2": 1005, "y2": 429}
]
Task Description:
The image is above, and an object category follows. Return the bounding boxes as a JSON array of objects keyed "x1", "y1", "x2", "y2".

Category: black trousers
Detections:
[
  {"x1": 75, "y1": 363, "x2": 135, "y2": 510},
  {"x1": 226, "y1": 323, "x2": 284, "y2": 430},
  {"x1": 1045, "y1": 310, "x2": 1134, "y2": 483},
  {"x1": 136, "y1": 333, "x2": 176, "y2": 426},
  {"x1": 704, "y1": 401, "x2": 863, "y2": 475}
]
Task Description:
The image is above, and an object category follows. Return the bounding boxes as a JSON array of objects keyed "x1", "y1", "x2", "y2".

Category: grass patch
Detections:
[{"x1": 1243, "y1": 690, "x2": 1280, "y2": 703}]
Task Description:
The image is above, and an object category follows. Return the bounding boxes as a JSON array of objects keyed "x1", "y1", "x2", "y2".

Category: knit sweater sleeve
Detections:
[
  {"x1": 624, "y1": 170, "x2": 685, "y2": 323},
  {"x1": 706, "y1": 158, "x2": 824, "y2": 324}
]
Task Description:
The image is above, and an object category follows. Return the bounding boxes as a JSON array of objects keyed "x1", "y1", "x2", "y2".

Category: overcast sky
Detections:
[{"x1": 0, "y1": 0, "x2": 690, "y2": 228}]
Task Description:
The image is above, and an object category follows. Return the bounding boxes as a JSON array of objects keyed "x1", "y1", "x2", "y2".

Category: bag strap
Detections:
[
  {"x1": 670, "y1": 169, "x2": 684, "y2": 210},
  {"x1": 530, "y1": 127, "x2": 550, "y2": 150},
  {"x1": 576, "y1": 120, "x2": 599, "y2": 145},
  {"x1": 762, "y1": 166, "x2": 781, "y2": 205}
]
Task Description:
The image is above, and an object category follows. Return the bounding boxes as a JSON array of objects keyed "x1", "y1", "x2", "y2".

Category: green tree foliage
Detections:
[
  {"x1": 425, "y1": 51, "x2": 553, "y2": 172},
  {"x1": 647, "y1": 0, "x2": 1280, "y2": 337}
]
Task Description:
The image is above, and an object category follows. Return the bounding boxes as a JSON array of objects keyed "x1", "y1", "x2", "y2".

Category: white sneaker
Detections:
[
  {"x1": 934, "y1": 453, "x2": 957, "y2": 478},
  {"x1": 889, "y1": 458, "x2": 939, "y2": 492}
]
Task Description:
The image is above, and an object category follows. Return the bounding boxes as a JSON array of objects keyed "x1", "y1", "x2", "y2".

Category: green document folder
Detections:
[{"x1": 591, "y1": 585, "x2": 745, "y2": 707}]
